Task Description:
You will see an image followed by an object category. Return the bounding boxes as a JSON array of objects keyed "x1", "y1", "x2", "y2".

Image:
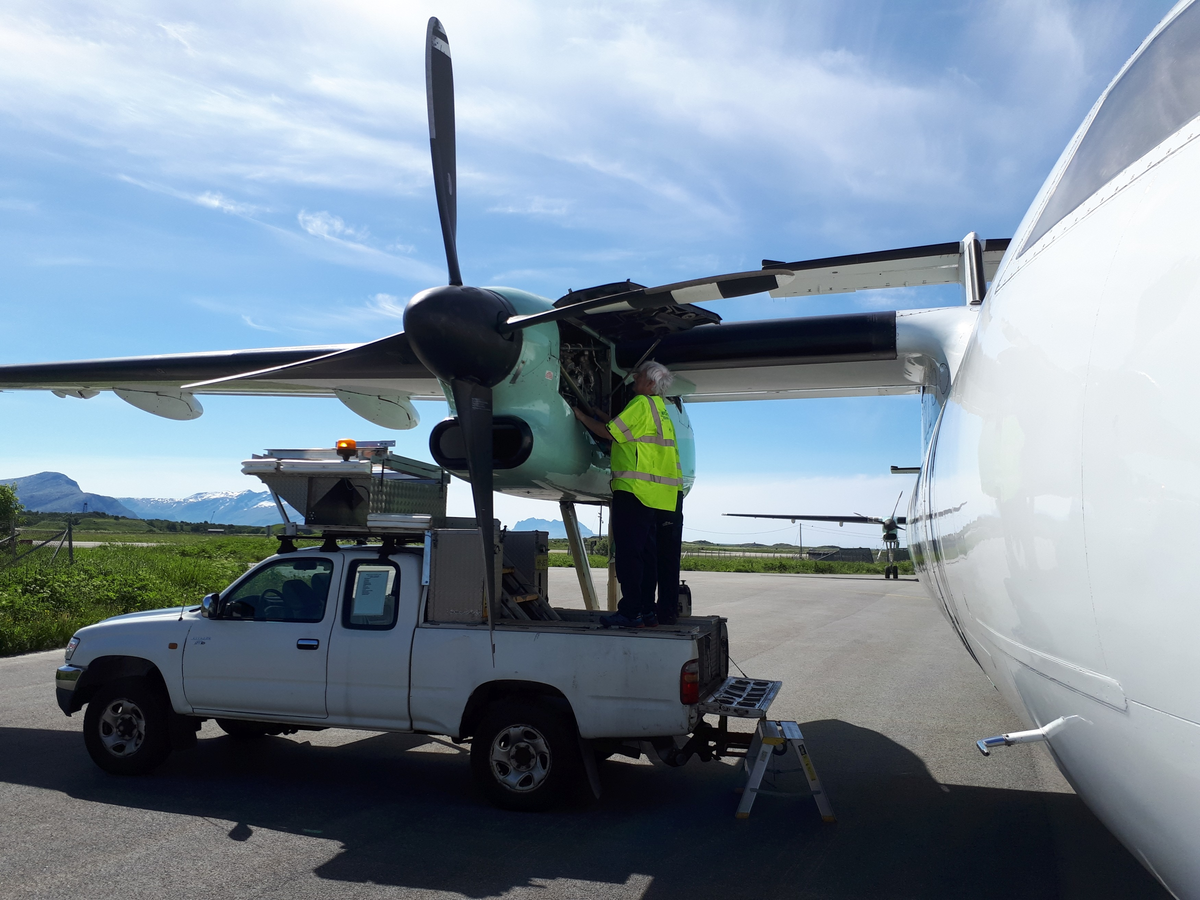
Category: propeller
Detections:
[
  {"x1": 403, "y1": 18, "x2": 522, "y2": 654},
  {"x1": 403, "y1": 18, "x2": 806, "y2": 646},
  {"x1": 888, "y1": 491, "x2": 906, "y2": 530}
]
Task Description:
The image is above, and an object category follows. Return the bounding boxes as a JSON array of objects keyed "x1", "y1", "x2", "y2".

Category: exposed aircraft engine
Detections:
[{"x1": 557, "y1": 330, "x2": 612, "y2": 415}]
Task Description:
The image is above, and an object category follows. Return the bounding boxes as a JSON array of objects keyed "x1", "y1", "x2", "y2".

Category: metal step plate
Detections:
[{"x1": 698, "y1": 677, "x2": 782, "y2": 718}]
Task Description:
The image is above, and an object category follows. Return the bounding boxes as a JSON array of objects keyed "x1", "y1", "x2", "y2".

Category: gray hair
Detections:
[{"x1": 636, "y1": 360, "x2": 674, "y2": 396}]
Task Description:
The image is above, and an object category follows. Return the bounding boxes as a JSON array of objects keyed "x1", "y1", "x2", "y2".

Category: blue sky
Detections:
[{"x1": 0, "y1": 0, "x2": 1177, "y2": 546}]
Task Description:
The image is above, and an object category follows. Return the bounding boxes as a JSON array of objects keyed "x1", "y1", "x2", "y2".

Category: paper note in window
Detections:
[{"x1": 353, "y1": 566, "x2": 394, "y2": 617}]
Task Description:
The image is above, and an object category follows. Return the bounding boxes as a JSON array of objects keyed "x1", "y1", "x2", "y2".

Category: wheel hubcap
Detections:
[
  {"x1": 98, "y1": 698, "x2": 146, "y2": 757},
  {"x1": 489, "y1": 724, "x2": 551, "y2": 793}
]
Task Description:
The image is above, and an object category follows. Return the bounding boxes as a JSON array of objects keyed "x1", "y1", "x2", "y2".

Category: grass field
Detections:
[
  {"x1": 1, "y1": 535, "x2": 913, "y2": 657},
  {"x1": 0, "y1": 538, "x2": 287, "y2": 656}
]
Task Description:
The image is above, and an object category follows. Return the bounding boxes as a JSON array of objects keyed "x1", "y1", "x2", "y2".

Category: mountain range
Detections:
[
  {"x1": 3, "y1": 473, "x2": 589, "y2": 534},
  {"x1": 2, "y1": 472, "x2": 299, "y2": 527}
]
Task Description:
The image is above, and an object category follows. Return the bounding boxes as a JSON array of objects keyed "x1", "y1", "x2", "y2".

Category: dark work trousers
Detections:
[
  {"x1": 612, "y1": 489, "x2": 658, "y2": 619},
  {"x1": 655, "y1": 492, "x2": 684, "y2": 621}
]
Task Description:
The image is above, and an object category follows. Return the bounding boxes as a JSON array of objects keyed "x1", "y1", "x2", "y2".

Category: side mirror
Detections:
[{"x1": 200, "y1": 593, "x2": 221, "y2": 619}]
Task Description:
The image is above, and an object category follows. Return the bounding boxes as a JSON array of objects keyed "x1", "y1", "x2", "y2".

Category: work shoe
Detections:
[
  {"x1": 641, "y1": 614, "x2": 659, "y2": 627},
  {"x1": 599, "y1": 612, "x2": 642, "y2": 629}
]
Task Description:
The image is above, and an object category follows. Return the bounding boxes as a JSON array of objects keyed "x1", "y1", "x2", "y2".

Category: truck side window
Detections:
[
  {"x1": 221, "y1": 557, "x2": 335, "y2": 623},
  {"x1": 343, "y1": 560, "x2": 400, "y2": 630}
]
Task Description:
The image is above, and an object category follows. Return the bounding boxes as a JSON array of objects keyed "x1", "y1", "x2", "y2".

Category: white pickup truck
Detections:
[{"x1": 54, "y1": 531, "x2": 759, "y2": 809}]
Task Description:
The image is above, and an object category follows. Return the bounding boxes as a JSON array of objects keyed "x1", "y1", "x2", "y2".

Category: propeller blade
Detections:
[
  {"x1": 500, "y1": 268, "x2": 796, "y2": 333},
  {"x1": 450, "y1": 378, "x2": 497, "y2": 658},
  {"x1": 891, "y1": 490, "x2": 904, "y2": 520},
  {"x1": 426, "y1": 17, "x2": 461, "y2": 286}
]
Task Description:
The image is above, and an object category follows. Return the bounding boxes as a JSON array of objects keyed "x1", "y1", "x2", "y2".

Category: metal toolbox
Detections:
[
  {"x1": 242, "y1": 441, "x2": 449, "y2": 527},
  {"x1": 425, "y1": 528, "x2": 501, "y2": 624}
]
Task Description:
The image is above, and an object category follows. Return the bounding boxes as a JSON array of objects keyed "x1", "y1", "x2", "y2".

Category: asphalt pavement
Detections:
[{"x1": 0, "y1": 570, "x2": 1167, "y2": 900}]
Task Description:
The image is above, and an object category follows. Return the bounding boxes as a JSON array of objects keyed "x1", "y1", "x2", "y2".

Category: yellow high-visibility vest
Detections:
[{"x1": 607, "y1": 394, "x2": 682, "y2": 511}]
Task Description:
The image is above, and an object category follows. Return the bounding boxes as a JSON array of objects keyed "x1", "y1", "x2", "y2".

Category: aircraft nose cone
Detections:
[{"x1": 403, "y1": 285, "x2": 523, "y2": 387}]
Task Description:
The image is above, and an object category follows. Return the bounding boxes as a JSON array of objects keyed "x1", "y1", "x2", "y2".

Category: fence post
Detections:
[{"x1": 67, "y1": 520, "x2": 74, "y2": 565}]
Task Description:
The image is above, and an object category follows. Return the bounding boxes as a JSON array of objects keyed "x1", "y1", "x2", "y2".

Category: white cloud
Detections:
[
  {"x1": 487, "y1": 196, "x2": 569, "y2": 216},
  {"x1": 298, "y1": 209, "x2": 367, "y2": 241},
  {"x1": 0, "y1": 0, "x2": 1149, "y2": 254},
  {"x1": 195, "y1": 190, "x2": 258, "y2": 216},
  {"x1": 117, "y1": 175, "x2": 262, "y2": 217}
]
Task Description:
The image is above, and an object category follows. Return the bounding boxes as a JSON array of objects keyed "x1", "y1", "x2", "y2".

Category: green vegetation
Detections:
[
  {"x1": 0, "y1": 538, "x2": 289, "y2": 657},
  {"x1": 1, "y1": 526, "x2": 913, "y2": 658},
  {"x1": 0, "y1": 483, "x2": 22, "y2": 528},
  {"x1": 18, "y1": 510, "x2": 274, "y2": 536}
]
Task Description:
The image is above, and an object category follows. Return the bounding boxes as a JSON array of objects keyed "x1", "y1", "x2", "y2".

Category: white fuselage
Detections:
[{"x1": 910, "y1": 5, "x2": 1200, "y2": 893}]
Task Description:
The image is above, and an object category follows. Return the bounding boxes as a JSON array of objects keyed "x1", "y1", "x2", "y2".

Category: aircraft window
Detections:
[
  {"x1": 1021, "y1": 3, "x2": 1200, "y2": 254},
  {"x1": 221, "y1": 557, "x2": 334, "y2": 623},
  {"x1": 342, "y1": 560, "x2": 400, "y2": 630}
]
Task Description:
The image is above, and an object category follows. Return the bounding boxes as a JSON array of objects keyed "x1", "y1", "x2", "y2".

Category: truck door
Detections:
[
  {"x1": 325, "y1": 555, "x2": 417, "y2": 729},
  {"x1": 182, "y1": 555, "x2": 339, "y2": 718}
]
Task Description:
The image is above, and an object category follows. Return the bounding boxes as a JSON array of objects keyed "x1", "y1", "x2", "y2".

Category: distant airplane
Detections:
[
  {"x1": 726, "y1": 491, "x2": 908, "y2": 578},
  {"x1": 2, "y1": 6, "x2": 1200, "y2": 894}
]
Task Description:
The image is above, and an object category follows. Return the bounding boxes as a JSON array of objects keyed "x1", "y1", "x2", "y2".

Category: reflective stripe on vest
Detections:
[{"x1": 611, "y1": 471, "x2": 684, "y2": 486}]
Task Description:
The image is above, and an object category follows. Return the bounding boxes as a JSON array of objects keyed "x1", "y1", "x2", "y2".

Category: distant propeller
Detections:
[{"x1": 404, "y1": 18, "x2": 523, "y2": 655}]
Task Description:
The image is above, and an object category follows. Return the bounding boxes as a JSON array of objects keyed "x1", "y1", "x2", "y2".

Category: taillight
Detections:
[{"x1": 680, "y1": 659, "x2": 700, "y2": 705}]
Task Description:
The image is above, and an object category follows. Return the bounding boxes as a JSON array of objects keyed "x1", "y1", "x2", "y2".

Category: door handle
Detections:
[{"x1": 296, "y1": 639, "x2": 320, "y2": 650}]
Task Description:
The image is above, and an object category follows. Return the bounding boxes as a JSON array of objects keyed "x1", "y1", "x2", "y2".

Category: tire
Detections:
[
  {"x1": 83, "y1": 677, "x2": 172, "y2": 776},
  {"x1": 216, "y1": 718, "x2": 274, "y2": 739},
  {"x1": 470, "y1": 699, "x2": 582, "y2": 811}
]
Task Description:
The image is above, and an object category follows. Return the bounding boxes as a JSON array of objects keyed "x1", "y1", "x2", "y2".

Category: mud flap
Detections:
[
  {"x1": 168, "y1": 710, "x2": 202, "y2": 750},
  {"x1": 577, "y1": 734, "x2": 602, "y2": 800}
]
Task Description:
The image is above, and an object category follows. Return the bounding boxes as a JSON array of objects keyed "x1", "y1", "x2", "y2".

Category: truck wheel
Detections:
[
  {"x1": 216, "y1": 718, "x2": 272, "y2": 739},
  {"x1": 83, "y1": 677, "x2": 172, "y2": 776},
  {"x1": 471, "y1": 699, "x2": 581, "y2": 811}
]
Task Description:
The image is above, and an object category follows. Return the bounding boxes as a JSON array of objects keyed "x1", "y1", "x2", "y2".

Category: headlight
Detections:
[{"x1": 64, "y1": 636, "x2": 80, "y2": 662}]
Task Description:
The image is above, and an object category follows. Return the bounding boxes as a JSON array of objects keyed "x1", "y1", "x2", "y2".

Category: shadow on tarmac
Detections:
[{"x1": 1, "y1": 719, "x2": 1167, "y2": 899}]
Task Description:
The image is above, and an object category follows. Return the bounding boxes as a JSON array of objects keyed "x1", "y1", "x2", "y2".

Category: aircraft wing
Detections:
[
  {"x1": 725, "y1": 513, "x2": 909, "y2": 525},
  {"x1": 607, "y1": 235, "x2": 1010, "y2": 402},
  {"x1": 0, "y1": 331, "x2": 441, "y2": 425},
  {"x1": 764, "y1": 238, "x2": 1010, "y2": 298},
  {"x1": 614, "y1": 306, "x2": 970, "y2": 402}
]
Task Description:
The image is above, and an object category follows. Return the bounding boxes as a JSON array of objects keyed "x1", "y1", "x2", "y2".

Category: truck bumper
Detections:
[{"x1": 55, "y1": 665, "x2": 85, "y2": 716}]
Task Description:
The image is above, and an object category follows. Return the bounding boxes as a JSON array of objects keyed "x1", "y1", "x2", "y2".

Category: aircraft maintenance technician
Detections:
[{"x1": 572, "y1": 360, "x2": 682, "y2": 628}]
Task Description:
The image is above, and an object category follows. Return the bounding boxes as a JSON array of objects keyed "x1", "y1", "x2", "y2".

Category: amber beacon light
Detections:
[{"x1": 336, "y1": 438, "x2": 358, "y2": 461}]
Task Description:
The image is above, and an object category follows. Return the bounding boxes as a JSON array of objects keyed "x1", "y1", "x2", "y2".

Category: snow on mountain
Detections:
[{"x1": 118, "y1": 491, "x2": 300, "y2": 526}]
